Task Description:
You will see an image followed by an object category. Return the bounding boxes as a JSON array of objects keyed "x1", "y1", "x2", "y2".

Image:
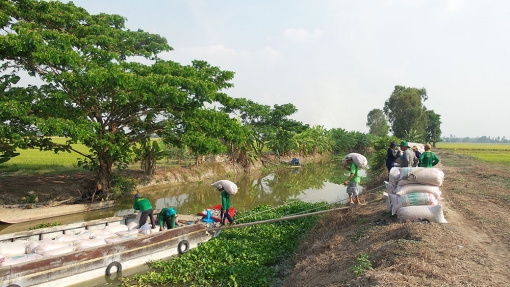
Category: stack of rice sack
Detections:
[
  {"x1": 384, "y1": 167, "x2": 447, "y2": 223},
  {"x1": 0, "y1": 221, "x2": 146, "y2": 267}
]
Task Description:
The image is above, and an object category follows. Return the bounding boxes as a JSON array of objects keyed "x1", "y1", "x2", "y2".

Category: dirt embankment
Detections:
[{"x1": 282, "y1": 149, "x2": 510, "y2": 287}]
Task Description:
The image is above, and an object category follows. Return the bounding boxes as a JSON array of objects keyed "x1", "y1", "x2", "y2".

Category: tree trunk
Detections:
[{"x1": 97, "y1": 155, "x2": 113, "y2": 191}]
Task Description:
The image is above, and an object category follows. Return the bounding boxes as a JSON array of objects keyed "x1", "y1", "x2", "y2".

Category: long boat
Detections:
[
  {"x1": 0, "y1": 213, "x2": 210, "y2": 287},
  {"x1": 0, "y1": 200, "x2": 116, "y2": 224}
]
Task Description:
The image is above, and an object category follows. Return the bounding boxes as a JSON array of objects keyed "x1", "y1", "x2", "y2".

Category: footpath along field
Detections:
[{"x1": 282, "y1": 148, "x2": 510, "y2": 287}]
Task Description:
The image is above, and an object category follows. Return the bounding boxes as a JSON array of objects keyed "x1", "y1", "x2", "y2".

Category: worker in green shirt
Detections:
[
  {"x1": 158, "y1": 207, "x2": 178, "y2": 231},
  {"x1": 419, "y1": 144, "x2": 440, "y2": 168},
  {"x1": 217, "y1": 184, "x2": 235, "y2": 226},
  {"x1": 133, "y1": 193, "x2": 156, "y2": 229},
  {"x1": 343, "y1": 157, "x2": 361, "y2": 205}
]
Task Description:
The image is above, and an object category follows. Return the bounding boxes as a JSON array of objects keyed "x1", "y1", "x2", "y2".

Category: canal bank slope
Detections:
[{"x1": 282, "y1": 149, "x2": 510, "y2": 287}]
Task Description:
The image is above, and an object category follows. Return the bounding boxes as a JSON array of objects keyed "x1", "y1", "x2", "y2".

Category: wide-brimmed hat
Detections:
[
  {"x1": 399, "y1": 141, "x2": 410, "y2": 148},
  {"x1": 412, "y1": 145, "x2": 418, "y2": 150},
  {"x1": 134, "y1": 193, "x2": 141, "y2": 199}
]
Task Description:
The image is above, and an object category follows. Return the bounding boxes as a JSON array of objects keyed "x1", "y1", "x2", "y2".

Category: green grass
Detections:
[{"x1": 437, "y1": 142, "x2": 510, "y2": 167}]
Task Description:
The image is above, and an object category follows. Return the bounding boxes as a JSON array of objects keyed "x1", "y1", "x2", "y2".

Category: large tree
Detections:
[
  {"x1": 425, "y1": 110, "x2": 442, "y2": 147},
  {"x1": 0, "y1": 0, "x2": 235, "y2": 189},
  {"x1": 366, "y1": 108, "x2": 389, "y2": 137},
  {"x1": 383, "y1": 85, "x2": 427, "y2": 139}
]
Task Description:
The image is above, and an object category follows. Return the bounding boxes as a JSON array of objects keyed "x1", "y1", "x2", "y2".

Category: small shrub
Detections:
[
  {"x1": 351, "y1": 252, "x2": 373, "y2": 277},
  {"x1": 111, "y1": 174, "x2": 138, "y2": 195}
]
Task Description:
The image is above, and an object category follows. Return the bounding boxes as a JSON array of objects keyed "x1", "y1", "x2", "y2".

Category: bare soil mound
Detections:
[{"x1": 282, "y1": 149, "x2": 510, "y2": 287}]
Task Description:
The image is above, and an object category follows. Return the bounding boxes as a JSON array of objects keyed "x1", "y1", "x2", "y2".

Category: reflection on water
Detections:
[{"x1": 0, "y1": 159, "x2": 365, "y2": 234}]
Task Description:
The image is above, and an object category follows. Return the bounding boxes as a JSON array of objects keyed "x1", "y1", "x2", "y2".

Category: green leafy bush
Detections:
[{"x1": 351, "y1": 252, "x2": 373, "y2": 277}]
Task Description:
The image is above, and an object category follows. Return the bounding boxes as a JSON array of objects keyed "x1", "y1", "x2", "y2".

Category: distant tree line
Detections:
[{"x1": 442, "y1": 135, "x2": 509, "y2": 143}]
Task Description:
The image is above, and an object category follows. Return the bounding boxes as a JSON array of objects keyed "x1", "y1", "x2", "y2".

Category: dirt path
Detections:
[{"x1": 282, "y1": 149, "x2": 510, "y2": 287}]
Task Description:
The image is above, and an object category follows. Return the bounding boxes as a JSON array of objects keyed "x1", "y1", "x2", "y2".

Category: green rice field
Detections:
[{"x1": 437, "y1": 142, "x2": 510, "y2": 167}]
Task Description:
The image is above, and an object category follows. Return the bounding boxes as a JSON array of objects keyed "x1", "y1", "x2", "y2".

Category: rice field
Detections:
[{"x1": 437, "y1": 142, "x2": 510, "y2": 167}]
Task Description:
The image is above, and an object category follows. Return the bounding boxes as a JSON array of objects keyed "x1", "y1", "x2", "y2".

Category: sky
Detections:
[{"x1": 60, "y1": 0, "x2": 510, "y2": 140}]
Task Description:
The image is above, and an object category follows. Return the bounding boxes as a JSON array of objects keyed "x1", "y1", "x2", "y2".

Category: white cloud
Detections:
[
  {"x1": 283, "y1": 28, "x2": 324, "y2": 43},
  {"x1": 446, "y1": 0, "x2": 462, "y2": 11}
]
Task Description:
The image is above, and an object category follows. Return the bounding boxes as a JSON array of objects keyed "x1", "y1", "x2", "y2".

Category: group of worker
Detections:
[
  {"x1": 342, "y1": 140, "x2": 440, "y2": 206},
  {"x1": 385, "y1": 141, "x2": 440, "y2": 172},
  {"x1": 132, "y1": 182, "x2": 235, "y2": 231}
]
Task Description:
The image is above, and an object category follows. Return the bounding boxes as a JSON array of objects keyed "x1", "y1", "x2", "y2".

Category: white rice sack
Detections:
[
  {"x1": 395, "y1": 184, "x2": 442, "y2": 199},
  {"x1": 1, "y1": 242, "x2": 27, "y2": 256},
  {"x1": 76, "y1": 231, "x2": 93, "y2": 240},
  {"x1": 91, "y1": 233, "x2": 117, "y2": 239},
  {"x1": 211, "y1": 180, "x2": 238, "y2": 195},
  {"x1": 389, "y1": 193, "x2": 439, "y2": 215},
  {"x1": 396, "y1": 167, "x2": 444, "y2": 187},
  {"x1": 55, "y1": 234, "x2": 80, "y2": 243},
  {"x1": 104, "y1": 224, "x2": 128, "y2": 234},
  {"x1": 25, "y1": 239, "x2": 55, "y2": 254},
  {"x1": 397, "y1": 205, "x2": 447, "y2": 223},
  {"x1": 33, "y1": 242, "x2": 71, "y2": 255},
  {"x1": 41, "y1": 245, "x2": 74, "y2": 257},
  {"x1": 389, "y1": 167, "x2": 401, "y2": 186},
  {"x1": 89, "y1": 229, "x2": 110, "y2": 236},
  {"x1": 75, "y1": 238, "x2": 107, "y2": 250},
  {"x1": 127, "y1": 221, "x2": 139, "y2": 231},
  {"x1": 0, "y1": 254, "x2": 43, "y2": 267},
  {"x1": 342, "y1": 153, "x2": 368, "y2": 169},
  {"x1": 105, "y1": 234, "x2": 138, "y2": 244},
  {"x1": 0, "y1": 242, "x2": 28, "y2": 257},
  {"x1": 383, "y1": 192, "x2": 392, "y2": 212},
  {"x1": 384, "y1": 181, "x2": 396, "y2": 195},
  {"x1": 408, "y1": 142, "x2": 425, "y2": 153},
  {"x1": 116, "y1": 229, "x2": 139, "y2": 237}
]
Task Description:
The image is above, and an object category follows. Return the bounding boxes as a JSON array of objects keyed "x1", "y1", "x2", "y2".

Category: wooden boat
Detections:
[
  {"x1": 0, "y1": 200, "x2": 116, "y2": 224},
  {"x1": 0, "y1": 213, "x2": 210, "y2": 287},
  {"x1": 197, "y1": 204, "x2": 236, "y2": 223}
]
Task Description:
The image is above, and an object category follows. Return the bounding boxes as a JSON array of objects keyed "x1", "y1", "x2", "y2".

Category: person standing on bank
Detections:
[
  {"x1": 420, "y1": 144, "x2": 440, "y2": 167},
  {"x1": 158, "y1": 207, "x2": 178, "y2": 231},
  {"x1": 133, "y1": 193, "x2": 156, "y2": 229},
  {"x1": 385, "y1": 142, "x2": 399, "y2": 172},
  {"x1": 343, "y1": 157, "x2": 361, "y2": 205},
  {"x1": 399, "y1": 141, "x2": 415, "y2": 168},
  {"x1": 217, "y1": 184, "x2": 235, "y2": 226}
]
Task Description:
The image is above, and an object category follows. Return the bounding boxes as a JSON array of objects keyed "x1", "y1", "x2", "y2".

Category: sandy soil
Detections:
[{"x1": 282, "y1": 149, "x2": 510, "y2": 287}]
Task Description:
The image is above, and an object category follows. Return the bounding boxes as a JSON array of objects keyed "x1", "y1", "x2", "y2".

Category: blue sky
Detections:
[{"x1": 62, "y1": 0, "x2": 510, "y2": 140}]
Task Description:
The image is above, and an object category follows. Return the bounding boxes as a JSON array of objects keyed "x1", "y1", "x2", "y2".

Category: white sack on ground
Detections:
[
  {"x1": 384, "y1": 181, "x2": 396, "y2": 195},
  {"x1": 25, "y1": 239, "x2": 54, "y2": 254},
  {"x1": 116, "y1": 229, "x2": 139, "y2": 237},
  {"x1": 211, "y1": 180, "x2": 238, "y2": 195},
  {"x1": 389, "y1": 167, "x2": 401, "y2": 186},
  {"x1": 397, "y1": 205, "x2": 447, "y2": 223},
  {"x1": 396, "y1": 167, "x2": 444, "y2": 186},
  {"x1": 342, "y1": 153, "x2": 368, "y2": 169},
  {"x1": 389, "y1": 193, "x2": 439, "y2": 215},
  {"x1": 395, "y1": 184, "x2": 442, "y2": 199},
  {"x1": 105, "y1": 234, "x2": 138, "y2": 244},
  {"x1": 383, "y1": 192, "x2": 392, "y2": 212},
  {"x1": 91, "y1": 233, "x2": 117, "y2": 239},
  {"x1": 0, "y1": 254, "x2": 43, "y2": 267},
  {"x1": 0, "y1": 242, "x2": 28, "y2": 257}
]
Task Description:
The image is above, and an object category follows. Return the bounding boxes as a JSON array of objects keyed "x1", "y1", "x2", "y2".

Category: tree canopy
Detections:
[
  {"x1": 366, "y1": 108, "x2": 389, "y2": 137},
  {"x1": 0, "y1": 0, "x2": 236, "y2": 188},
  {"x1": 383, "y1": 85, "x2": 428, "y2": 140}
]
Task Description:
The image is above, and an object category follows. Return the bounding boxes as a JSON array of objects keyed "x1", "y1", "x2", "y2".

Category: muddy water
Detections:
[{"x1": 0, "y1": 160, "x2": 365, "y2": 234}]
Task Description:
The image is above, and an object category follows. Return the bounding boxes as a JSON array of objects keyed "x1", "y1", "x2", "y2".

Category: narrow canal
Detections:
[{"x1": 2, "y1": 159, "x2": 367, "y2": 286}]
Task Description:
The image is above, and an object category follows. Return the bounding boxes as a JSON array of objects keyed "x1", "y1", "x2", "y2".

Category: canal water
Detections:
[{"x1": 2, "y1": 159, "x2": 367, "y2": 286}]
